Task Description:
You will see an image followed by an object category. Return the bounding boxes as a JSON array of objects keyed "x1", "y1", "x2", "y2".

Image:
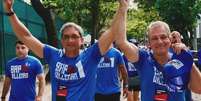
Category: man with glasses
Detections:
[{"x1": 3, "y1": 0, "x2": 129, "y2": 100}]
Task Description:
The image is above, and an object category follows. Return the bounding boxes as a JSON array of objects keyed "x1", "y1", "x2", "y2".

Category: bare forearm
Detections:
[
  {"x1": 98, "y1": 1, "x2": 128, "y2": 55},
  {"x1": 1, "y1": 77, "x2": 11, "y2": 98},
  {"x1": 189, "y1": 64, "x2": 201, "y2": 94},
  {"x1": 114, "y1": 8, "x2": 127, "y2": 46},
  {"x1": 1, "y1": 85, "x2": 9, "y2": 98},
  {"x1": 114, "y1": 4, "x2": 139, "y2": 62},
  {"x1": 122, "y1": 73, "x2": 128, "y2": 86},
  {"x1": 119, "y1": 65, "x2": 128, "y2": 86},
  {"x1": 9, "y1": 14, "x2": 32, "y2": 41},
  {"x1": 37, "y1": 76, "x2": 45, "y2": 97},
  {"x1": 8, "y1": 14, "x2": 44, "y2": 58}
]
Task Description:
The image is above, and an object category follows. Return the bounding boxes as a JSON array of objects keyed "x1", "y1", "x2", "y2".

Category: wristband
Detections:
[
  {"x1": 123, "y1": 83, "x2": 128, "y2": 88},
  {"x1": 5, "y1": 11, "x2": 15, "y2": 16}
]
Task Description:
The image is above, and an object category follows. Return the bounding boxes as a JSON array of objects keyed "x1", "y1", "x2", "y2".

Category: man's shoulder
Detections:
[
  {"x1": 27, "y1": 55, "x2": 42, "y2": 64},
  {"x1": 27, "y1": 55, "x2": 40, "y2": 60},
  {"x1": 7, "y1": 57, "x2": 18, "y2": 63}
]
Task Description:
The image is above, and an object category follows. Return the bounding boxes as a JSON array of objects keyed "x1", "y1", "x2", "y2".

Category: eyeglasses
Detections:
[{"x1": 62, "y1": 35, "x2": 81, "y2": 40}]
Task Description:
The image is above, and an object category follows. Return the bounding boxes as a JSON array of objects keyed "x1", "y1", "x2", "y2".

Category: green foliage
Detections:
[
  {"x1": 156, "y1": 0, "x2": 201, "y2": 46},
  {"x1": 135, "y1": 0, "x2": 156, "y2": 10},
  {"x1": 99, "y1": 1, "x2": 118, "y2": 28},
  {"x1": 127, "y1": 8, "x2": 161, "y2": 41},
  {"x1": 41, "y1": 0, "x2": 161, "y2": 42},
  {"x1": 135, "y1": 0, "x2": 201, "y2": 46},
  {"x1": 41, "y1": 0, "x2": 117, "y2": 36}
]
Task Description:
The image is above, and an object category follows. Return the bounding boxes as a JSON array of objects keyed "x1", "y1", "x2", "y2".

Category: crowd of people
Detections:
[{"x1": 1, "y1": 0, "x2": 201, "y2": 101}]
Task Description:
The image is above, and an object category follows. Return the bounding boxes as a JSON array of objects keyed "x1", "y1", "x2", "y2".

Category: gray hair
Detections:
[
  {"x1": 147, "y1": 21, "x2": 170, "y2": 37},
  {"x1": 60, "y1": 22, "x2": 84, "y2": 37}
]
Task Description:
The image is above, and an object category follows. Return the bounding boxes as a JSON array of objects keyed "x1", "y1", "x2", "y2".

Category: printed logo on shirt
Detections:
[
  {"x1": 153, "y1": 66, "x2": 166, "y2": 86},
  {"x1": 166, "y1": 76, "x2": 185, "y2": 92},
  {"x1": 55, "y1": 61, "x2": 85, "y2": 81},
  {"x1": 10, "y1": 63, "x2": 29, "y2": 79},
  {"x1": 56, "y1": 85, "x2": 67, "y2": 101},
  {"x1": 154, "y1": 89, "x2": 168, "y2": 101},
  {"x1": 166, "y1": 59, "x2": 184, "y2": 70},
  {"x1": 128, "y1": 62, "x2": 137, "y2": 72},
  {"x1": 98, "y1": 56, "x2": 114, "y2": 68},
  {"x1": 21, "y1": 62, "x2": 30, "y2": 72},
  {"x1": 153, "y1": 62, "x2": 185, "y2": 92}
]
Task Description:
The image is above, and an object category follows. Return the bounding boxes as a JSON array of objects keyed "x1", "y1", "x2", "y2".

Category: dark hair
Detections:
[{"x1": 15, "y1": 40, "x2": 24, "y2": 45}]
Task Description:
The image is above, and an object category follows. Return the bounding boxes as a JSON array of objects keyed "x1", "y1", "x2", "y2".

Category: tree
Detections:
[
  {"x1": 127, "y1": 6, "x2": 161, "y2": 42},
  {"x1": 31, "y1": 0, "x2": 58, "y2": 47},
  {"x1": 156, "y1": 0, "x2": 201, "y2": 47},
  {"x1": 136, "y1": 0, "x2": 201, "y2": 47},
  {"x1": 43, "y1": 0, "x2": 117, "y2": 44}
]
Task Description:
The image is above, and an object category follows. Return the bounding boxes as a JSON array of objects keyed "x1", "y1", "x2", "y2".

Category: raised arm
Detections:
[
  {"x1": 98, "y1": 0, "x2": 129, "y2": 55},
  {"x1": 115, "y1": 1, "x2": 139, "y2": 62},
  {"x1": 4, "y1": 0, "x2": 44, "y2": 58}
]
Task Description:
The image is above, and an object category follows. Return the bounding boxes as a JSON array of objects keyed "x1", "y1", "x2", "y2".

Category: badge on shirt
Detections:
[
  {"x1": 56, "y1": 85, "x2": 67, "y2": 101},
  {"x1": 154, "y1": 89, "x2": 168, "y2": 101}
]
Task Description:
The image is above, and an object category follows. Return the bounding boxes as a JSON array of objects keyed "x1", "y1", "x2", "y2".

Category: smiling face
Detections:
[{"x1": 147, "y1": 21, "x2": 171, "y2": 55}]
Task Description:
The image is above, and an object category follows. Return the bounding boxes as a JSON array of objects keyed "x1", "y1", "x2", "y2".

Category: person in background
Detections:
[
  {"x1": 123, "y1": 39, "x2": 140, "y2": 101},
  {"x1": 95, "y1": 41, "x2": 128, "y2": 101},
  {"x1": 1, "y1": 40, "x2": 45, "y2": 101}
]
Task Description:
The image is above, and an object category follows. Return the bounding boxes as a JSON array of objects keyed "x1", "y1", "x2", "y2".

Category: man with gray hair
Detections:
[
  {"x1": 3, "y1": 0, "x2": 129, "y2": 100},
  {"x1": 115, "y1": 20, "x2": 201, "y2": 101}
]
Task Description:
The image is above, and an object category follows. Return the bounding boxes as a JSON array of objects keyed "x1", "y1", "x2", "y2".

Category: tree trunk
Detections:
[
  {"x1": 30, "y1": 0, "x2": 58, "y2": 83},
  {"x1": 30, "y1": 0, "x2": 58, "y2": 47},
  {"x1": 90, "y1": 0, "x2": 99, "y2": 45}
]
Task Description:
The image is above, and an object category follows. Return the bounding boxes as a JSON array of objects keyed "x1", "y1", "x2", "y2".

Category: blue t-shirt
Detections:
[
  {"x1": 96, "y1": 48, "x2": 124, "y2": 94},
  {"x1": 198, "y1": 49, "x2": 201, "y2": 65},
  {"x1": 43, "y1": 43, "x2": 102, "y2": 101},
  {"x1": 135, "y1": 49, "x2": 193, "y2": 101},
  {"x1": 123, "y1": 55, "x2": 138, "y2": 77},
  {"x1": 6, "y1": 56, "x2": 43, "y2": 101}
]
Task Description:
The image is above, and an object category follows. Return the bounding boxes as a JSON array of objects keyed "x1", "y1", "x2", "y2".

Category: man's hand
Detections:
[
  {"x1": 172, "y1": 43, "x2": 188, "y2": 54},
  {"x1": 3, "y1": 0, "x2": 14, "y2": 13},
  {"x1": 35, "y1": 96, "x2": 42, "y2": 101},
  {"x1": 119, "y1": 0, "x2": 129, "y2": 11}
]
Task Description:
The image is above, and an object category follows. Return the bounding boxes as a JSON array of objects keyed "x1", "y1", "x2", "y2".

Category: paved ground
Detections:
[{"x1": 0, "y1": 77, "x2": 201, "y2": 101}]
